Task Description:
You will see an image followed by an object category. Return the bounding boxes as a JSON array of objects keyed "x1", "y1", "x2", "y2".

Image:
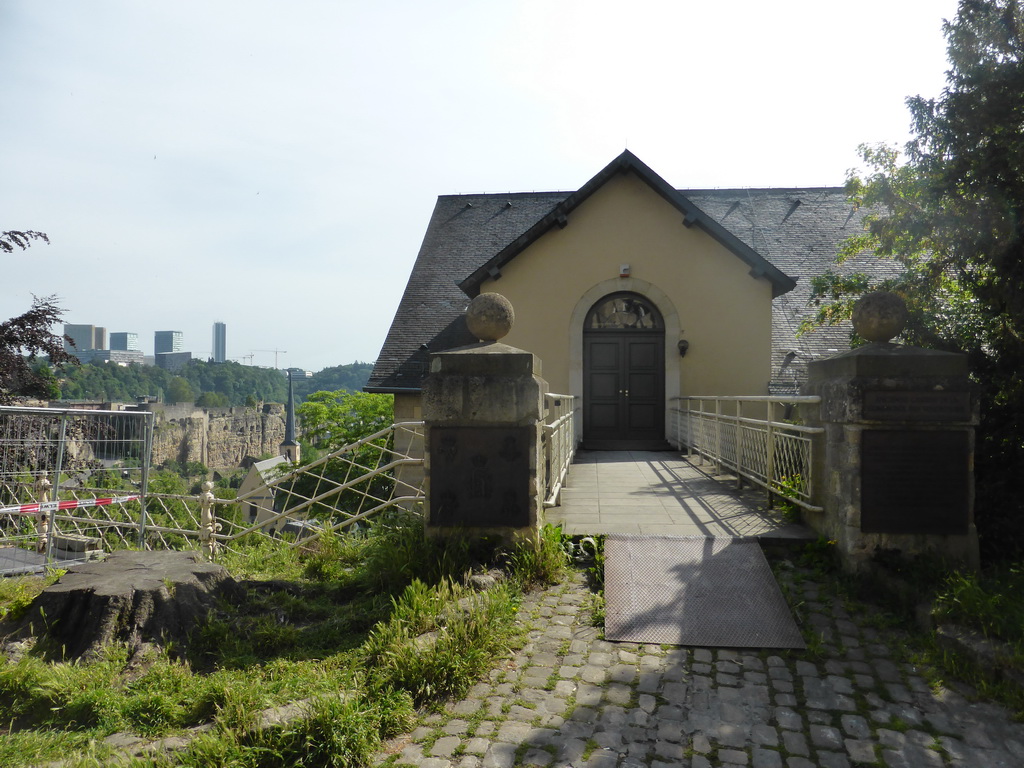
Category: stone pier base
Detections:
[{"x1": 802, "y1": 343, "x2": 980, "y2": 571}]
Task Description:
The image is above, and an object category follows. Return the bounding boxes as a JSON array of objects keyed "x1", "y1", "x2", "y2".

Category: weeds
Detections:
[
  {"x1": 570, "y1": 533, "x2": 606, "y2": 628},
  {"x1": 796, "y1": 537, "x2": 839, "y2": 574},
  {"x1": 772, "y1": 474, "x2": 806, "y2": 524},
  {"x1": 932, "y1": 564, "x2": 1024, "y2": 645},
  {"x1": 0, "y1": 570, "x2": 62, "y2": 622},
  {"x1": 506, "y1": 524, "x2": 570, "y2": 587},
  {"x1": 780, "y1": 544, "x2": 1024, "y2": 718},
  {"x1": 0, "y1": 510, "x2": 541, "y2": 768},
  {"x1": 363, "y1": 579, "x2": 519, "y2": 705}
]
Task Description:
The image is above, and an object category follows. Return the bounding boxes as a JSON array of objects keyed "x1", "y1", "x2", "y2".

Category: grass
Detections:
[
  {"x1": 931, "y1": 564, "x2": 1024, "y2": 645},
  {"x1": 0, "y1": 512, "x2": 566, "y2": 767},
  {"x1": 505, "y1": 524, "x2": 571, "y2": 588},
  {"x1": 0, "y1": 568, "x2": 63, "y2": 622}
]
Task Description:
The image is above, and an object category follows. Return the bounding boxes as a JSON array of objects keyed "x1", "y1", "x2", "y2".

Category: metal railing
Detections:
[
  {"x1": 669, "y1": 395, "x2": 823, "y2": 511},
  {"x1": 543, "y1": 393, "x2": 578, "y2": 507},
  {"x1": 220, "y1": 421, "x2": 425, "y2": 550},
  {"x1": 1, "y1": 406, "x2": 425, "y2": 572}
]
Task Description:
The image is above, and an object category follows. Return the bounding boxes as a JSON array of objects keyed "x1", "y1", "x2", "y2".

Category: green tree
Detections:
[
  {"x1": 297, "y1": 391, "x2": 394, "y2": 452},
  {"x1": 195, "y1": 391, "x2": 229, "y2": 408},
  {"x1": 288, "y1": 391, "x2": 395, "y2": 519},
  {"x1": 30, "y1": 362, "x2": 61, "y2": 400},
  {"x1": 294, "y1": 362, "x2": 375, "y2": 400},
  {"x1": 58, "y1": 359, "x2": 289, "y2": 406},
  {"x1": 1, "y1": 231, "x2": 77, "y2": 403},
  {"x1": 166, "y1": 376, "x2": 195, "y2": 404},
  {"x1": 804, "y1": 0, "x2": 1024, "y2": 560}
]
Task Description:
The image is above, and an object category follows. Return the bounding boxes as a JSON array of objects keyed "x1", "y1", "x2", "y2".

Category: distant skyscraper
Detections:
[
  {"x1": 110, "y1": 332, "x2": 140, "y2": 351},
  {"x1": 63, "y1": 324, "x2": 107, "y2": 353},
  {"x1": 154, "y1": 330, "x2": 183, "y2": 355},
  {"x1": 212, "y1": 322, "x2": 226, "y2": 363}
]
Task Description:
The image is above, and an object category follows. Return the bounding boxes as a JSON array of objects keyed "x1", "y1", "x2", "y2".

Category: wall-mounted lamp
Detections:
[
  {"x1": 619, "y1": 264, "x2": 630, "y2": 278},
  {"x1": 678, "y1": 339, "x2": 690, "y2": 358}
]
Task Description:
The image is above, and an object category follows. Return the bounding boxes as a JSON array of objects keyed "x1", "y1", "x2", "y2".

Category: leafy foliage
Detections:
[
  {"x1": 0, "y1": 295, "x2": 78, "y2": 403},
  {"x1": 1, "y1": 230, "x2": 49, "y2": 253},
  {"x1": 803, "y1": 0, "x2": 1024, "y2": 560},
  {"x1": 297, "y1": 390, "x2": 394, "y2": 452},
  {"x1": 1, "y1": 229, "x2": 78, "y2": 403},
  {"x1": 294, "y1": 362, "x2": 376, "y2": 401},
  {"x1": 57, "y1": 360, "x2": 374, "y2": 408},
  {"x1": 282, "y1": 391, "x2": 396, "y2": 519},
  {"x1": 59, "y1": 359, "x2": 288, "y2": 406},
  {"x1": 165, "y1": 376, "x2": 194, "y2": 403}
]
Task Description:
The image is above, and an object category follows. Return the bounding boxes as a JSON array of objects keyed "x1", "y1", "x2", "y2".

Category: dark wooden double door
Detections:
[{"x1": 583, "y1": 331, "x2": 665, "y2": 449}]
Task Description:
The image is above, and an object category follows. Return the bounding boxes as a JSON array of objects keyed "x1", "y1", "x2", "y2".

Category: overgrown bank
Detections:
[{"x1": 0, "y1": 515, "x2": 569, "y2": 768}]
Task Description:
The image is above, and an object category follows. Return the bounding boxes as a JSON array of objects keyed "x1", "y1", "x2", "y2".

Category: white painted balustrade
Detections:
[{"x1": 669, "y1": 396, "x2": 823, "y2": 512}]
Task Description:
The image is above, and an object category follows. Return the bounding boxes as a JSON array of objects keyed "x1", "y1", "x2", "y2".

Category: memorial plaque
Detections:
[
  {"x1": 863, "y1": 390, "x2": 971, "y2": 422},
  {"x1": 860, "y1": 430, "x2": 969, "y2": 534},
  {"x1": 429, "y1": 426, "x2": 530, "y2": 527}
]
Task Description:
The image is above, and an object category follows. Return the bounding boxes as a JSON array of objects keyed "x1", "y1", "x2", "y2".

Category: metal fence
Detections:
[
  {"x1": 669, "y1": 395, "x2": 823, "y2": 511},
  {"x1": 543, "y1": 393, "x2": 578, "y2": 507},
  {"x1": 220, "y1": 421, "x2": 425, "y2": 550},
  {"x1": 1, "y1": 405, "x2": 425, "y2": 573},
  {"x1": 0, "y1": 406, "x2": 154, "y2": 573}
]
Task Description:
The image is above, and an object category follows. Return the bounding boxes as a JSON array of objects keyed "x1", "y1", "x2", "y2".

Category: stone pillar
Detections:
[
  {"x1": 801, "y1": 293, "x2": 980, "y2": 570},
  {"x1": 421, "y1": 294, "x2": 547, "y2": 544}
]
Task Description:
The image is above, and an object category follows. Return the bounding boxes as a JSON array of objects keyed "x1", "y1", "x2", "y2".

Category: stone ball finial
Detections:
[
  {"x1": 852, "y1": 291, "x2": 908, "y2": 343},
  {"x1": 466, "y1": 293, "x2": 514, "y2": 341}
]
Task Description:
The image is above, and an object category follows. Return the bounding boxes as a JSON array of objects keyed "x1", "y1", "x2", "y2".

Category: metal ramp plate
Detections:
[{"x1": 604, "y1": 535, "x2": 805, "y2": 649}]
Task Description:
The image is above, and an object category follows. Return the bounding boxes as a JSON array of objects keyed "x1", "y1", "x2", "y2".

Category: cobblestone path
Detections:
[{"x1": 376, "y1": 568, "x2": 1024, "y2": 768}]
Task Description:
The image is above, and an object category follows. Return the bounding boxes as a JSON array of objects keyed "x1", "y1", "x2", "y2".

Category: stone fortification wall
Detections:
[{"x1": 147, "y1": 404, "x2": 286, "y2": 469}]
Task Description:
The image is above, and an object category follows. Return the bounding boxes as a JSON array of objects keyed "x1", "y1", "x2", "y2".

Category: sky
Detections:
[{"x1": 2, "y1": 0, "x2": 962, "y2": 373}]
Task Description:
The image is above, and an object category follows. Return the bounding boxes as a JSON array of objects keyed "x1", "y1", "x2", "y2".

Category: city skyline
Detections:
[{"x1": 57, "y1": 320, "x2": 316, "y2": 370}]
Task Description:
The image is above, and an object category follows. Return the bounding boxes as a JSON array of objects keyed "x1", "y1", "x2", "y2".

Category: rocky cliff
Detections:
[{"x1": 148, "y1": 403, "x2": 286, "y2": 469}]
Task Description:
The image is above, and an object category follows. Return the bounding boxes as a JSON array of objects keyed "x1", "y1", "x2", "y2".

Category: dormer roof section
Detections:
[{"x1": 459, "y1": 149, "x2": 797, "y2": 299}]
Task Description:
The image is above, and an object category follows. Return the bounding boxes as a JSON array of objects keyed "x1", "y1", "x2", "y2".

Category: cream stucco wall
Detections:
[{"x1": 479, "y1": 171, "x2": 775, "y2": 425}]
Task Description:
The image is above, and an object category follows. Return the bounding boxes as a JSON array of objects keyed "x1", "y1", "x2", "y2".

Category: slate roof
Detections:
[{"x1": 367, "y1": 156, "x2": 890, "y2": 395}]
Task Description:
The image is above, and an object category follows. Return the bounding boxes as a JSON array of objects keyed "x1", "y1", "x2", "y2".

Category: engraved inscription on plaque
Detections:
[
  {"x1": 429, "y1": 426, "x2": 530, "y2": 527},
  {"x1": 863, "y1": 390, "x2": 971, "y2": 422},
  {"x1": 860, "y1": 430, "x2": 969, "y2": 535}
]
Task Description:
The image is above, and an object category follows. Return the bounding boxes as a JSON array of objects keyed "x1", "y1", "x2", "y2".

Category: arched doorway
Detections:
[{"x1": 583, "y1": 292, "x2": 666, "y2": 449}]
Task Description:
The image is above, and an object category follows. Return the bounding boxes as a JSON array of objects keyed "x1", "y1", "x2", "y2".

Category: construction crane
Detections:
[
  {"x1": 255, "y1": 349, "x2": 287, "y2": 369},
  {"x1": 229, "y1": 354, "x2": 255, "y2": 365}
]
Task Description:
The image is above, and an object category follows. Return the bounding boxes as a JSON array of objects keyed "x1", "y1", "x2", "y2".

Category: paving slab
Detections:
[{"x1": 545, "y1": 451, "x2": 813, "y2": 541}]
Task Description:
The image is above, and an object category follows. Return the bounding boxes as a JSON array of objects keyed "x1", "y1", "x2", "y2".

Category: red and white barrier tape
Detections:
[{"x1": 0, "y1": 495, "x2": 140, "y2": 516}]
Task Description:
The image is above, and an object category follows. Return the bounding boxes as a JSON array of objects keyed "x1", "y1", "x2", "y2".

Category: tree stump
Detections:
[{"x1": 1, "y1": 550, "x2": 242, "y2": 661}]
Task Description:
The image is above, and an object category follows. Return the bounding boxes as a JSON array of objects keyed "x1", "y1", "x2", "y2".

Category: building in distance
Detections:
[
  {"x1": 83, "y1": 349, "x2": 145, "y2": 365},
  {"x1": 63, "y1": 324, "x2": 107, "y2": 356},
  {"x1": 212, "y1": 322, "x2": 226, "y2": 363},
  {"x1": 154, "y1": 330, "x2": 184, "y2": 355},
  {"x1": 110, "y1": 332, "x2": 140, "y2": 352},
  {"x1": 155, "y1": 351, "x2": 192, "y2": 371}
]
